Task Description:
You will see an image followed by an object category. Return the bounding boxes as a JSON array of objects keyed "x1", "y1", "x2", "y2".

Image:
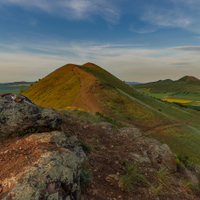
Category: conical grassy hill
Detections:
[{"x1": 22, "y1": 63, "x2": 192, "y2": 131}]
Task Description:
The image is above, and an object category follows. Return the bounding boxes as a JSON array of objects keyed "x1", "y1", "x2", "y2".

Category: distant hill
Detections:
[
  {"x1": 1, "y1": 81, "x2": 33, "y2": 85},
  {"x1": 134, "y1": 75, "x2": 200, "y2": 94},
  {"x1": 126, "y1": 81, "x2": 142, "y2": 85}
]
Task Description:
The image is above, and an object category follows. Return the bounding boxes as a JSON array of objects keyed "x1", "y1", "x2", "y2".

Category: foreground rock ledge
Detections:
[
  {"x1": 1, "y1": 131, "x2": 86, "y2": 200},
  {"x1": 0, "y1": 93, "x2": 62, "y2": 137}
]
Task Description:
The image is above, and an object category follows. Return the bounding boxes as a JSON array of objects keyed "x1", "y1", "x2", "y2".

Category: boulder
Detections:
[
  {"x1": 0, "y1": 93, "x2": 61, "y2": 137},
  {"x1": 2, "y1": 131, "x2": 86, "y2": 200},
  {"x1": 130, "y1": 137, "x2": 177, "y2": 172}
]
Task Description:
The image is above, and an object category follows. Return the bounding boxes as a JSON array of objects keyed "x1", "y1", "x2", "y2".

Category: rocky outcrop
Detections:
[
  {"x1": 130, "y1": 136, "x2": 177, "y2": 171},
  {"x1": 117, "y1": 127, "x2": 177, "y2": 172},
  {"x1": 0, "y1": 93, "x2": 62, "y2": 137},
  {"x1": 2, "y1": 131, "x2": 86, "y2": 200}
]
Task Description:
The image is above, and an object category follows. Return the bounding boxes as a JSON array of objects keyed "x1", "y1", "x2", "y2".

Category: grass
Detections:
[
  {"x1": 149, "y1": 125, "x2": 200, "y2": 164},
  {"x1": 78, "y1": 140, "x2": 92, "y2": 153},
  {"x1": 118, "y1": 160, "x2": 148, "y2": 193},
  {"x1": 80, "y1": 163, "x2": 92, "y2": 192},
  {"x1": 58, "y1": 108, "x2": 128, "y2": 129}
]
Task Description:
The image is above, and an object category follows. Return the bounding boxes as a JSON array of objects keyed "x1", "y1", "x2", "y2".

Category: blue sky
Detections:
[{"x1": 1, "y1": 0, "x2": 200, "y2": 82}]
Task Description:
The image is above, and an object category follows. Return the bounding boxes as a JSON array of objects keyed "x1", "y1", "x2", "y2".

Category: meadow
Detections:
[
  {"x1": 0, "y1": 83, "x2": 31, "y2": 94},
  {"x1": 140, "y1": 90, "x2": 200, "y2": 108}
]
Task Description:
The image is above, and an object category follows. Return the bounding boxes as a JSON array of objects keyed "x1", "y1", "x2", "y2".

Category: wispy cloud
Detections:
[
  {"x1": 0, "y1": 0, "x2": 120, "y2": 24},
  {"x1": 137, "y1": 0, "x2": 200, "y2": 33},
  {"x1": 172, "y1": 46, "x2": 200, "y2": 52},
  {"x1": 1, "y1": 41, "x2": 200, "y2": 82}
]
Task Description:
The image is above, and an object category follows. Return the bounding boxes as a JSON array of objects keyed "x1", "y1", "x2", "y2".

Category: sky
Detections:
[{"x1": 1, "y1": 0, "x2": 200, "y2": 82}]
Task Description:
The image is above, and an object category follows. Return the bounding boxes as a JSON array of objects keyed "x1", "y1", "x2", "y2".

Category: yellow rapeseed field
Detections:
[{"x1": 162, "y1": 98, "x2": 192, "y2": 103}]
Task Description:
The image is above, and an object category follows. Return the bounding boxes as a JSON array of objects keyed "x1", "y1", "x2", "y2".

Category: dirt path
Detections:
[
  {"x1": 72, "y1": 66, "x2": 102, "y2": 113},
  {"x1": 145, "y1": 115, "x2": 195, "y2": 135}
]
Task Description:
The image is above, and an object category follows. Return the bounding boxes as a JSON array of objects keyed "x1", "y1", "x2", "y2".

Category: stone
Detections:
[
  {"x1": 98, "y1": 122, "x2": 113, "y2": 130},
  {"x1": 130, "y1": 137, "x2": 177, "y2": 172},
  {"x1": 2, "y1": 131, "x2": 86, "y2": 200},
  {"x1": 117, "y1": 127, "x2": 142, "y2": 138},
  {"x1": 0, "y1": 93, "x2": 62, "y2": 137}
]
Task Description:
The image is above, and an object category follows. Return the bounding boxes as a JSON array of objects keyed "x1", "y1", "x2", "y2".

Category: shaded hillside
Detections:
[{"x1": 134, "y1": 75, "x2": 200, "y2": 94}]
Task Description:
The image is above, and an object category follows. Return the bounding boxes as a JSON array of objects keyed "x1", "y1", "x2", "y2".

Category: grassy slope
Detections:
[
  {"x1": 81, "y1": 63, "x2": 191, "y2": 122},
  {"x1": 22, "y1": 64, "x2": 82, "y2": 109}
]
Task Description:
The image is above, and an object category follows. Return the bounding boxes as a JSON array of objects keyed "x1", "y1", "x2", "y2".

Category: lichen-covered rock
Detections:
[
  {"x1": 2, "y1": 131, "x2": 86, "y2": 200},
  {"x1": 0, "y1": 93, "x2": 61, "y2": 137},
  {"x1": 117, "y1": 127, "x2": 142, "y2": 138},
  {"x1": 98, "y1": 122, "x2": 113, "y2": 130},
  {"x1": 130, "y1": 137, "x2": 177, "y2": 172}
]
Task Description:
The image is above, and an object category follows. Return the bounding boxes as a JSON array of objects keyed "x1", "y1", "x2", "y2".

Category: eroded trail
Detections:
[
  {"x1": 145, "y1": 115, "x2": 195, "y2": 135},
  {"x1": 72, "y1": 66, "x2": 102, "y2": 113}
]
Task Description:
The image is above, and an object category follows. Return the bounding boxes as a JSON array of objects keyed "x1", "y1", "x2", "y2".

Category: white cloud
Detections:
[{"x1": 0, "y1": 0, "x2": 120, "y2": 23}]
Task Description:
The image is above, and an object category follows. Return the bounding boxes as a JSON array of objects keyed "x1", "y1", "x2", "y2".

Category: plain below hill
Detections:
[
  {"x1": 0, "y1": 81, "x2": 33, "y2": 94},
  {"x1": 21, "y1": 63, "x2": 200, "y2": 163}
]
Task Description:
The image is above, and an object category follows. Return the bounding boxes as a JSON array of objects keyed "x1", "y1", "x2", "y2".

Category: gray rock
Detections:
[
  {"x1": 130, "y1": 137, "x2": 177, "y2": 172},
  {"x1": 3, "y1": 131, "x2": 86, "y2": 200},
  {"x1": 98, "y1": 122, "x2": 113, "y2": 130},
  {"x1": 0, "y1": 93, "x2": 61, "y2": 137},
  {"x1": 118, "y1": 127, "x2": 142, "y2": 138}
]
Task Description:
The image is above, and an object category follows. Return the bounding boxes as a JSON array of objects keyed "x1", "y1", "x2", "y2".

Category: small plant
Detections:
[
  {"x1": 78, "y1": 140, "x2": 91, "y2": 153},
  {"x1": 80, "y1": 164, "x2": 91, "y2": 192},
  {"x1": 149, "y1": 184, "x2": 163, "y2": 196},
  {"x1": 179, "y1": 179, "x2": 197, "y2": 194},
  {"x1": 175, "y1": 155, "x2": 193, "y2": 169},
  {"x1": 154, "y1": 168, "x2": 173, "y2": 185},
  {"x1": 118, "y1": 160, "x2": 148, "y2": 193},
  {"x1": 17, "y1": 128, "x2": 39, "y2": 137}
]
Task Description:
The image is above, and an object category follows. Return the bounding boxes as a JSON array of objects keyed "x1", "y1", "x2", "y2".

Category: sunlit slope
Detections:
[{"x1": 22, "y1": 64, "x2": 101, "y2": 112}]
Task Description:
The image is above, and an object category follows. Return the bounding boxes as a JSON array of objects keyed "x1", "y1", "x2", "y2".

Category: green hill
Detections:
[
  {"x1": 134, "y1": 75, "x2": 200, "y2": 108},
  {"x1": 134, "y1": 75, "x2": 200, "y2": 94},
  {"x1": 21, "y1": 63, "x2": 200, "y2": 163}
]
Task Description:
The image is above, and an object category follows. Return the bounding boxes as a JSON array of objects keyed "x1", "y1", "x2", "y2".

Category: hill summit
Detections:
[{"x1": 177, "y1": 75, "x2": 200, "y2": 83}]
